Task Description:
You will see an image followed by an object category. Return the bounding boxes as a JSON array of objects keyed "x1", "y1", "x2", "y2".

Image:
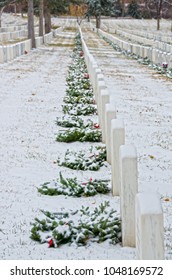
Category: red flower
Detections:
[
  {"x1": 90, "y1": 178, "x2": 92, "y2": 181},
  {"x1": 94, "y1": 123, "x2": 100, "y2": 129},
  {"x1": 48, "y1": 239, "x2": 54, "y2": 248},
  {"x1": 80, "y1": 51, "x2": 84, "y2": 57},
  {"x1": 84, "y1": 73, "x2": 89, "y2": 79}
]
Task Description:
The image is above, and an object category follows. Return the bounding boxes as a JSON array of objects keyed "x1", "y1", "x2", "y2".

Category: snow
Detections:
[{"x1": 0, "y1": 15, "x2": 171, "y2": 260}]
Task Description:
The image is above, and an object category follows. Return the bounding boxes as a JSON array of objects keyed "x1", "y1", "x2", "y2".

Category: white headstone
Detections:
[
  {"x1": 97, "y1": 80, "x2": 107, "y2": 118},
  {"x1": 105, "y1": 103, "x2": 116, "y2": 163},
  {"x1": 100, "y1": 90, "x2": 110, "y2": 143},
  {"x1": 136, "y1": 193, "x2": 164, "y2": 260},
  {"x1": 120, "y1": 144, "x2": 138, "y2": 247},
  {"x1": 111, "y1": 119, "x2": 125, "y2": 196}
]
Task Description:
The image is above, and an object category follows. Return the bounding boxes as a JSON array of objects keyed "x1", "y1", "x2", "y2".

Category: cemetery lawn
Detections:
[{"x1": 0, "y1": 17, "x2": 171, "y2": 260}]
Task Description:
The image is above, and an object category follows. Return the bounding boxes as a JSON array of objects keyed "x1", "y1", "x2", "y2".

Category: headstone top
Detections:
[
  {"x1": 137, "y1": 193, "x2": 162, "y2": 214},
  {"x1": 111, "y1": 119, "x2": 124, "y2": 129},
  {"x1": 120, "y1": 144, "x2": 137, "y2": 159}
]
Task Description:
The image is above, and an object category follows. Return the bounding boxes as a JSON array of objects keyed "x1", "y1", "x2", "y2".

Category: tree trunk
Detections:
[
  {"x1": 28, "y1": 0, "x2": 35, "y2": 48},
  {"x1": 121, "y1": 0, "x2": 125, "y2": 17},
  {"x1": 44, "y1": 0, "x2": 51, "y2": 34},
  {"x1": 0, "y1": 6, "x2": 6, "y2": 28},
  {"x1": 0, "y1": 9, "x2": 2, "y2": 28},
  {"x1": 39, "y1": 0, "x2": 44, "y2": 36},
  {"x1": 157, "y1": 17, "x2": 160, "y2": 30},
  {"x1": 96, "y1": 14, "x2": 101, "y2": 29},
  {"x1": 156, "y1": 0, "x2": 163, "y2": 31}
]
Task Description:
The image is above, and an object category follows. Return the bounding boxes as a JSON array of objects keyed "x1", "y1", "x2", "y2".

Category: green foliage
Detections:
[
  {"x1": 56, "y1": 127, "x2": 102, "y2": 142},
  {"x1": 58, "y1": 145, "x2": 106, "y2": 171},
  {"x1": 56, "y1": 116, "x2": 85, "y2": 128},
  {"x1": 56, "y1": 115, "x2": 95, "y2": 129},
  {"x1": 0, "y1": 0, "x2": 14, "y2": 9},
  {"x1": 60, "y1": 33, "x2": 97, "y2": 116},
  {"x1": 38, "y1": 172, "x2": 110, "y2": 197},
  {"x1": 31, "y1": 201, "x2": 121, "y2": 247},
  {"x1": 63, "y1": 95, "x2": 94, "y2": 104},
  {"x1": 62, "y1": 103, "x2": 97, "y2": 116},
  {"x1": 127, "y1": 0, "x2": 141, "y2": 19},
  {"x1": 85, "y1": 0, "x2": 115, "y2": 17}
]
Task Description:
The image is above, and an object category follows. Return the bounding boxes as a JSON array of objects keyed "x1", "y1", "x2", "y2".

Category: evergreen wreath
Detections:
[
  {"x1": 63, "y1": 95, "x2": 94, "y2": 104},
  {"x1": 56, "y1": 115, "x2": 94, "y2": 128},
  {"x1": 38, "y1": 172, "x2": 110, "y2": 197},
  {"x1": 57, "y1": 146, "x2": 106, "y2": 171},
  {"x1": 56, "y1": 115, "x2": 84, "y2": 128},
  {"x1": 62, "y1": 103, "x2": 97, "y2": 116},
  {"x1": 56, "y1": 127, "x2": 102, "y2": 143},
  {"x1": 31, "y1": 201, "x2": 121, "y2": 247}
]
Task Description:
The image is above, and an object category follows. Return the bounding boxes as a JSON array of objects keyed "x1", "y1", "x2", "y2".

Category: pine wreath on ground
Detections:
[
  {"x1": 57, "y1": 145, "x2": 106, "y2": 171},
  {"x1": 56, "y1": 115, "x2": 94, "y2": 128},
  {"x1": 56, "y1": 115, "x2": 85, "y2": 128},
  {"x1": 31, "y1": 201, "x2": 121, "y2": 247},
  {"x1": 62, "y1": 103, "x2": 97, "y2": 116},
  {"x1": 56, "y1": 127, "x2": 102, "y2": 142},
  {"x1": 38, "y1": 172, "x2": 110, "y2": 197},
  {"x1": 63, "y1": 95, "x2": 95, "y2": 104}
]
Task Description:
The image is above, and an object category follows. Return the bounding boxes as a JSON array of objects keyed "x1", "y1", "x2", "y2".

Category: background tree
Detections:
[
  {"x1": 28, "y1": 0, "x2": 35, "y2": 48},
  {"x1": 85, "y1": 0, "x2": 115, "y2": 28},
  {"x1": 39, "y1": 0, "x2": 43, "y2": 36},
  {"x1": 127, "y1": 0, "x2": 141, "y2": 18},
  {"x1": 142, "y1": 0, "x2": 172, "y2": 30},
  {"x1": 0, "y1": 0, "x2": 15, "y2": 26}
]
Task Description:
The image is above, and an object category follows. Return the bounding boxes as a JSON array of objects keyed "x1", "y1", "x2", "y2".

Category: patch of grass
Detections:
[
  {"x1": 48, "y1": 43, "x2": 75, "y2": 47},
  {"x1": 64, "y1": 27, "x2": 77, "y2": 32},
  {"x1": 51, "y1": 25, "x2": 60, "y2": 29}
]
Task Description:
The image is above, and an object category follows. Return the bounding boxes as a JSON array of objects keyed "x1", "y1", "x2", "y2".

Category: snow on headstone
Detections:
[
  {"x1": 111, "y1": 119, "x2": 125, "y2": 196},
  {"x1": 120, "y1": 144, "x2": 138, "y2": 247},
  {"x1": 105, "y1": 103, "x2": 116, "y2": 163},
  {"x1": 136, "y1": 193, "x2": 164, "y2": 260}
]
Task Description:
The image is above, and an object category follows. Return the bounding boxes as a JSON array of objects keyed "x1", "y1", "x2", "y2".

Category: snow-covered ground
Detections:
[{"x1": 0, "y1": 16, "x2": 171, "y2": 260}]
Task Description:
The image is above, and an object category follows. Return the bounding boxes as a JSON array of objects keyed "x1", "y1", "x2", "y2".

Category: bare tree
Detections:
[
  {"x1": 39, "y1": 0, "x2": 44, "y2": 36},
  {"x1": 0, "y1": 5, "x2": 6, "y2": 27},
  {"x1": 143, "y1": 0, "x2": 172, "y2": 30},
  {"x1": 44, "y1": 0, "x2": 51, "y2": 34},
  {"x1": 155, "y1": 0, "x2": 163, "y2": 30},
  {"x1": 0, "y1": 0, "x2": 17, "y2": 27},
  {"x1": 28, "y1": 0, "x2": 35, "y2": 48}
]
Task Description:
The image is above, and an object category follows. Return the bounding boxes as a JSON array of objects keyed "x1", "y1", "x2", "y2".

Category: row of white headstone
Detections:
[
  {"x1": 79, "y1": 26, "x2": 165, "y2": 260},
  {"x1": 111, "y1": 28, "x2": 172, "y2": 55},
  {"x1": 98, "y1": 29, "x2": 172, "y2": 68},
  {"x1": 0, "y1": 26, "x2": 57, "y2": 63},
  {"x1": 0, "y1": 29, "x2": 27, "y2": 42}
]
